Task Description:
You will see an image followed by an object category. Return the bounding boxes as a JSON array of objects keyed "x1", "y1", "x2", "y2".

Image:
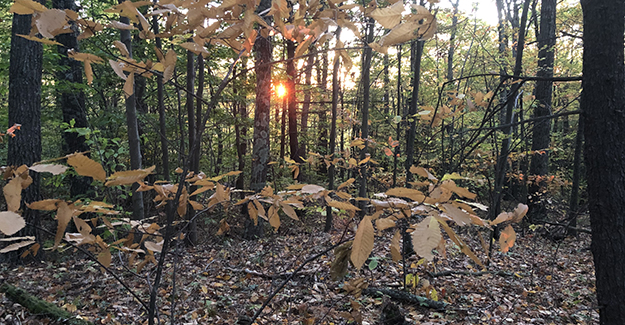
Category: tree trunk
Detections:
[
  {"x1": 185, "y1": 50, "x2": 198, "y2": 246},
  {"x1": 286, "y1": 40, "x2": 300, "y2": 165},
  {"x1": 53, "y1": 0, "x2": 91, "y2": 197},
  {"x1": 300, "y1": 50, "x2": 314, "y2": 158},
  {"x1": 581, "y1": 1, "x2": 625, "y2": 322},
  {"x1": 393, "y1": 45, "x2": 402, "y2": 187},
  {"x1": 317, "y1": 45, "x2": 329, "y2": 159},
  {"x1": 447, "y1": 0, "x2": 459, "y2": 81},
  {"x1": 358, "y1": 18, "x2": 374, "y2": 212},
  {"x1": 120, "y1": 9, "x2": 144, "y2": 220},
  {"x1": 404, "y1": 40, "x2": 424, "y2": 186},
  {"x1": 9, "y1": 2, "x2": 43, "y2": 239},
  {"x1": 567, "y1": 117, "x2": 583, "y2": 236},
  {"x1": 325, "y1": 28, "x2": 341, "y2": 232},
  {"x1": 529, "y1": 0, "x2": 556, "y2": 222},
  {"x1": 247, "y1": 0, "x2": 272, "y2": 238},
  {"x1": 152, "y1": 13, "x2": 169, "y2": 181}
]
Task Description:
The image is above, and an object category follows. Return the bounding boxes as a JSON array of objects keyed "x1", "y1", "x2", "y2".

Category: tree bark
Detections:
[
  {"x1": 9, "y1": 1, "x2": 43, "y2": 238},
  {"x1": 358, "y1": 17, "x2": 374, "y2": 212},
  {"x1": 528, "y1": 0, "x2": 556, "y2": 222},
  {"x1": 152, "y1": 12, "x2": 169, "y2": 181},
  {"x1": 286, "y1": 40, "x2": 300, "y2": 165},
  {"x1": 247, "y1": 0, "x2": 272, "y2": 238},
  {"x1": 53, "y1": 0, "x2": 91, "y2": 197},
  {"x1": 120, "y1": 8, "x2": 144, "y2": 220},
  {"x1": 581, "y1": 0, "x2": 625, "y2": 323},
  {"x1": 325, "y1": 28, "x2": 341, "y2": 232},
  {"x1": 300, "y1": 50, "x2": 314, "y2": 157},
  {"x1": 404, "y1": 40, "x2": 424, "y2": 186}
]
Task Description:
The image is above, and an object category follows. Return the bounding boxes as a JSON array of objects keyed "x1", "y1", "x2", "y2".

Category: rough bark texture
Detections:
[
  {"x1": 404, "y1": 40, "x2": 424, "y2": 186},
  {"x1": 529, "y1": 0, "x2": 556, "y2": 221},
  {"x1": 581, "y1": 0, "x2": 625, "y2": 323},
  {"x1": 247, "y1": 0, "x2": 272, "y2": 239},
  {"x1": 358, "y1": 18, "x2": 374, "y2": 210},
  {"x1": 120, "y1": 12, "x2": 144, "y2": 220},
  {"x1": 9, "y1": 7, "x2": 43, "y2": 237},
  {"x1": 53, "y1": 0, "x2": 92, "y2": 198},
  {"x1": 286, "y1": 40, "x2": 300, "y2": 164}
]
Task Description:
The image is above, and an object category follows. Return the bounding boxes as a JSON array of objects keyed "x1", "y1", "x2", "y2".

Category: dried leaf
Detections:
[
  {"x1": 385, "y1": 187, "x2": 425, "y2": 202},
  {"x1": 442, "y1": 203, "x2": 471, "y2": 226},
  {"x1": 144, "y1": 240, "x2": 163, "y2": 253},
  {"x1": 35, "y1": 9, "x2": 67, "y2": 38},
  {"x1": 0, "y1": 240, "x2": 35, "y2": 253},
  {"x1": 369, "y1": 1, "x2": 404, "y2": 29},
  {"x1": 16, "y1": 34, "x2": 62, "y2": 46},
  {"x1": 351, "y1": 215, "x2": 374, "y2": 270},
  {"x1": 499, "y1": 225, "x2": 516, "y2": 253},
  {"x1": 268, "y1": 205, "x2": 280, "y2": 230},
  {"x1": 29, "y1": 164, "x2": 68, "y2": 175},
  {"x1": 10, "y1": 0, "x2": 47, "y2": 14},
  {"x1": 411, "y1": 216, "x2": 441, "y2": 261},
  {"x1": 327, "y1": 198, "x2": 360, "y2": 211},
  {"x1": 375, "y1": 217, "x2": 396, "y2": 231},
  {"x1": 54, "y1": 201, "x2": 74, "y2": 248},
  {"x1": 301, "y1": 184, "x2": 325, "y2": 194},
  {"x1": 66, "y1": 153, "x2": 106, "y2": 182},
  {"x1": 330, "y1": 241, "x2": 352, "y2": 280},
  {"x1": 390, "y1": 230, "x2": 402, "y2": 261},
  {"x1": 105, "y1": 165, "x2": 155, "y2": 186},
  {"x1": 0, "y1": 211, "x2": 25, "y2": 236},
  {"x1": 98, "y1": 249, "x2": 112, "y2": 267},
  {"x1": 3, "y1": 177, "x2": 22, "y2": 212},
  {"x1": 280, "y1": 202, "x2": 299, "y2": 221},
  {"x1": 123, "y1": 72, "x2": 134, "y2": 98}
]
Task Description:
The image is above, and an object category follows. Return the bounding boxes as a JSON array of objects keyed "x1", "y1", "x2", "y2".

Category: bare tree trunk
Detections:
[
  {"x1": 581, "y1": 0, "x2": 625, "y2": 322},
  {"x1": 53, "y1": 0, "x2": 91, "y2": 197},
  {"x1": 393, "y1": 45, "x2": 402, "y2": 187},
  {"x1": 567, "y1": 118, "x2": 583, "y2": 236},
  {"x1": 120, "y1": 8, "x2": 144, "y2": 220},
  {"x1": 528, "y1": 0, "x2": 556, "y2": 222},
  {"x1": 359, "y1": 18, "x2": 374, "y2": 212},
  {"x1": 325, "y1": 28, "x2": 341, "y2": 232},
  {"x1": 300, "y1": 50, "x2": 314, "y2": 158},
  {"x1": 9, "y1": 0, "x2": 43, "y2": 240},
  {"x1": 404, "y1": 40, "x2": 424, "y2": 186},
  {"x1": 447, "y1": 0, "x2": 459, "y2": 81}
]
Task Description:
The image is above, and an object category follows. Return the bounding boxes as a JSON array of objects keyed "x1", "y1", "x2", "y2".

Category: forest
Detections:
[{"x1": 0, "y1": 0, "x2": 623, "y2": 323}]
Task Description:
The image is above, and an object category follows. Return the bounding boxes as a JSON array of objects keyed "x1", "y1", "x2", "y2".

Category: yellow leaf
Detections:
[
  {"x1": 66, "y1": 153, "x2": 106, "y2": 182},
  {"x1": 105, "y1": 165, "x2": 155, "y2": 186},
  {"x1": 16, "y1": 34, "x2": 62, "y2": 46},
  {"x1": 411, "y1": 216, "x2": 441, "y2": 261},
  {"x1": 499, "y1": 224, "x2": 516, "y2": 253},
  {"x1": 0, "y1": 212, "x2": 25, "y2": 236},
  {"x1": 351, "y1": 215, "x2": 374, "y2": 270}
]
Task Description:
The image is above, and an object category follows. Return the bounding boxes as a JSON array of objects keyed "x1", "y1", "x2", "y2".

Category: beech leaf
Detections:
[
  {"x1": 351, "y1": 215, "x2": 374, "y2": 270},
  {"x1": 105, "y1": 165, "x2": 155, "y2": 186},
  {"x1": 67, "y1": 153, "x2": 106, "y2": 182},
  {"x1": 0, "y1": 240, "x2": 35, "y2": 253},
  {"x1": 411, "y1": 216, "x2": 441, "y2": 261},
  {"x1": 499, "y1": 224, "x2": 516, "y2": 253},
  {"x1": 29, "y1": 164, "x2": 68, "y2": 175}
]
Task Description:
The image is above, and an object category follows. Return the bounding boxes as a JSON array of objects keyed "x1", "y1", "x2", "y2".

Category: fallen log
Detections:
[{"x1": 0, "y1": 282, "x2": 94, "y2": 325}]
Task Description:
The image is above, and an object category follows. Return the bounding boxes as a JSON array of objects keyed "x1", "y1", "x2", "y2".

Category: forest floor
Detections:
[{"x1": 0, "y1": 209, "x2": 598, "y2": 325}]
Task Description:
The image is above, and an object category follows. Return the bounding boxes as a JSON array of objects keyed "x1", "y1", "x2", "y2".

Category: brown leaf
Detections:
[
  {"x1": 0, "y1": 240, "x2": 35, "y2": 253},
  {"x1": 54, "y1": 201, "x2": 74, "y2": 248},
  {"x1": 411, "y1": 216, "x2": 441, "y2": 261},
  {"x1": 499, "y1": 225, "x2": 516, "y2": 253},
  {"x1": 29, "y1": 164, "x2": 68, "y2": 175},
  {"x1": 66, "y1": 153, "x2": 106, "y2": 182},
  {"x1": 35, "y1": 9, "x2": 67, "y2": 38},
  {"x1": 105, "y1": 165, "x2": 155, "y2": 186},
  {"x1": 0, "y1": 211, "x2": 25, "y2": 236},
  {"x1": 16, "y1": 34, "x2": 62, "y2": 46},
  {"x1": 351, "y1": 215, "x2": 374, "y2": 270},
  {"x1": 98, "y1": 249, "x2": 112, "y2": 267},
  {"x1": 327, "y1": 198, "x2": 360, "y2": 211},
  {"x1": 123, "y1": 72, "x2": 134, "y2": 98},
  {"x1": 3, "y1": 177, "x2": 22, "y2": 212},
  {"x1": 390, "y1": 230, "x2": 402, "y2": 262},
  {"x1": 280, "y1": 202, "x2": 299, "y2": 221}
]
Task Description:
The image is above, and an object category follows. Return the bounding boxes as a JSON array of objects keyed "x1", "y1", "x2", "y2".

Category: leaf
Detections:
[
  {"x1": 0, "y1": 212, "x2": 25, "y2": 236},
  {"x1": 384, "y1": 147, "x2": 393, "y2": 156},
  {"x1": 29, "y1": 164, "x2": 68, "y2": 175},
  {"x1": 268, "y1": 205, "x2": 280, "y2": 230},
  {"x1": 105, "y1": 166, "x2": 155, "y2": 186},
  {"x1": 216, "y1": 218, "x2": 230, "y2": 235},
  {"x1": 301, "y1": 184, "x2": 325, "y2": 194},
  {"x1": 84, "y1": 61, "x2": 93, "y2": 85},
  {"x1": 375, "y1": 217, "x2": 396, "y2": 231},
  {"x1": 35, "y1": 9, "x2": 67, "y2": 38},
  {"x1": 180, "y1": 42, "x2": 209, "y2": 56},
  {"x1": 442, "y1": 203, "x2": 471, "y2": 226},
  {"x1": 68, "y1": 51, "x2": 104, "y2": 64},
  {"x1": 66, "y1": 153, "x2": 106, "y2": 182},
  {"x1": 0, "y1": 240, "x2": 35, "y2": 253},
  {"x1": 369, "y1": 1, "x2": 404, "y2": 29},
  {"x1": 374, "y1": 9, "x2": 436, "y2": 48},
  {"x1": 3, "y1": 177, "x2": 22, "y2": 212},
  {"x1": 351, "y1": 215, "x2": 374, "y2": 270},
  {"x1": 16, "y1": 34, "x2": 62, "y2": 46},
  {"x1": 499, "y1": 225, "x2": 516, "y2": 253},
  {"x1": 98, "y1": 249, "x2": 112, "y2": 267},
  {"x1": 435, "y1": 215, "x2": 484, "y2": 267},
  {"x1": 440, "y1": 180, "x2": 476, "y2": 199},
  {"x1": 114, "y1": 41, "x2": 130, "y2": 57},
  {"x1": 338, "y1": 178, "x2": 355, "y2": 191},
  {"x1": 411, "y1": 216, "x2": 441, "y2": 261},
  {"x1": 327, "y1": 198, "x2": 360, "y2": 211},
  {"x1": 280, "y1": 202, "x2": 299, "y2": 221},
  {"x1": 247, "y1": 202, "x2": 258, "y2": 226},
  {"x1": 108, "y1": 20, "x2": 135, "y2": 30},
  {"x1": 390, "y1": 230, "x2": 402, "y2": 262},
  {"x1": 144, "y1": 240, "x2": 163, "y2": 253},
  {"x1": 511, "y1": 203, "x2": 528, "y2": 223},
  {"x1": 10, "y1": 0, "x2": 47, "y2": 15},
  {"x1": 385, "y1": 187, "x2": 425, "y2": 202},
  {"x1": 330, "y1": 241, "x2": 352, "y2": 280},
  {"x1": 49, "y1": 201, "x2": 72, "y2": 248},
  {"x1": 123, "y1": 72, "x2": 134, "y2": 98}
]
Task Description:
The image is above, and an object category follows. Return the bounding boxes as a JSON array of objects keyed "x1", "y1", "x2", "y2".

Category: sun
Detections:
[{"x1": 276, "y1": 83, "x2": 287, "y2": 98}]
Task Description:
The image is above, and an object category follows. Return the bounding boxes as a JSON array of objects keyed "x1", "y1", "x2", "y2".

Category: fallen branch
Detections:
[
  {"x1": 362, "y1": 287, "x2": 447, "y2": 310},
  {"x1": 0, "y1": 282, "x2": 94, "y2": 325}
]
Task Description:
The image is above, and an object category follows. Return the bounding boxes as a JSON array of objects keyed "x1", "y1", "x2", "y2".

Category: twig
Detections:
[{"x1": 427, "y1": 270, "x2": 515, "y2": 277}]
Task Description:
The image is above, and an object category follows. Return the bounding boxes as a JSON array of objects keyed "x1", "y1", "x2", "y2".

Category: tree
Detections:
[
  {"x1": 528, "y1": 0, "x2": 556, "y2": 221},
  {"x1": 8, "y1": 0, "x2": 43, "y2": 237},
  {"x1": 119, "y1": 3, "x2": 144, "y2": 220},
  {"x1": 53, "y1": 0, "x2": 91, "y2": 198},
  {"x1": 581, "y1": 0, "x2": 625, "y2": 323}
]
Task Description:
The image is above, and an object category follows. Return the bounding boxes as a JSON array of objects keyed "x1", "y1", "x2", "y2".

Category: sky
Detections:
[{"x1": 455, "y1": 0, "x2": 499, "y2": 26}]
